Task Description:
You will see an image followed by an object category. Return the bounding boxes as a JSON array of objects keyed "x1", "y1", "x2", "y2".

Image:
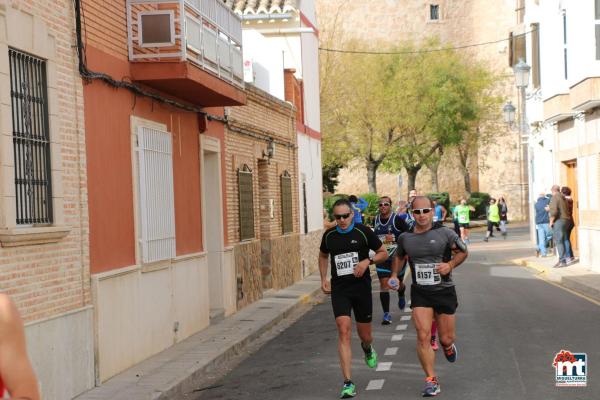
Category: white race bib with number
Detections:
[
  {"x1": 415, "y1": 263, "x2": 442, "y2": 285},
  {"x1": 334, "y1": 252, "x2": 359, "y2": 276}
]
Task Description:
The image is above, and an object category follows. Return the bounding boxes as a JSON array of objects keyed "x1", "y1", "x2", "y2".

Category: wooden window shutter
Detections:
[
  {"x1": 238, "y1": 164, "x2": 255, "y2": 240},
  {"x1": 280, "y1": 170, "x2": 293, "y2": 234}
]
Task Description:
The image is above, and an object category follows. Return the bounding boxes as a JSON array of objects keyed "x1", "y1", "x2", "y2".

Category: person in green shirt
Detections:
[
  {"x1": 455, "y1": 199, "x2": 471, "y2": 244},
  {"x1": 484, "y1": 198, "x2": 501, "y2": 242}
]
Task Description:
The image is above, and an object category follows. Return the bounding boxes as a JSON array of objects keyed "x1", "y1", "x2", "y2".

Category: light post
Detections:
[{"x1": 512, "y1": 58, "x2": 533, "y2": 233}]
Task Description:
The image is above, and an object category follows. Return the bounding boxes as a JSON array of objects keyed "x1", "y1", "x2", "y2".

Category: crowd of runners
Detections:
[{"x1": 319, "y1": 190, "x2": 469, "y2": 398}]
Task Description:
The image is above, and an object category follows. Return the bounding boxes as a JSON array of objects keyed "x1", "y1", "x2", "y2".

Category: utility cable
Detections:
[{"x1": 318, "y1": 29, "x2": 535, "y2": 55}]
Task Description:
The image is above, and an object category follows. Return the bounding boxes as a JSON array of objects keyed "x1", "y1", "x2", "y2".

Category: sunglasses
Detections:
[
  {"x1": 378, "y1": 202, "x2": 391, "y2": 207},
  {"x1": 413, "y1": 208, "x2": 433, "y2": 215},
  {"x1": 334, "y1": 213, "x2": 351, "y2": 220}
]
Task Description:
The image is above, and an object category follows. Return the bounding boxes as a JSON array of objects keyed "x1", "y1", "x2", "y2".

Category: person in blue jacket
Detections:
[{"x1": 349, "y1": 195, "x2": 369, "y2": 224}]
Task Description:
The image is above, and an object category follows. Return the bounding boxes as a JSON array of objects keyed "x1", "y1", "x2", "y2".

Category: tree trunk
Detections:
[
  {"x1": 427, "y1": 161, "x2": 440, "y2": 192},
  {"x1": 406, "y1": 166, "x2": 421, "y2": 197},
  {"x1": 457, "y1": 147, "x2": 471, "y2": 196},
  {"x1": 366, "y1": 160, "x2": 379, "y2": 193},
  {"x1": 463, "y1": 169, "x2": 472, "y2": 196}
]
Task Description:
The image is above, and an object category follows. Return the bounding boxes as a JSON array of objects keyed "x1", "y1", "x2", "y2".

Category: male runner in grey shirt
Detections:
[{"x1": 389, "y1": 196, "x2": 468, "y2": 397}]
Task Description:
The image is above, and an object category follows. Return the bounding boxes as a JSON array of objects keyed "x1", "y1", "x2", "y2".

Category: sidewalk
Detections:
[
  {"x1": 75, "y1": 274, "x2": 322, "y2": 400},
  {"x1": 511, "y1": 255, "x2": 600, "y2": 303}
]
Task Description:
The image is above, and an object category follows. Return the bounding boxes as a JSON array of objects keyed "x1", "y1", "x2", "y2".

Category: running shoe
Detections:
[
  {"x1": 382, "y1": 312, "x2": 392, "y2": 325},
  {"x1": 443, "y1": 343, "x2": 457, "y2": 363},
  {"x1": 398, "y1": 287, "x2": 406, "y2": 311},
  {"x1": 364, "y1": 347, "x2": 378, "y2": 368},
  {"x1": 422, "y1": 377, "x2": 440, "y2": 397},
  {"x1": 340, "y1": 382, "x2": 356, "y2": 398},
  {"x1": 483, "y1": 237, "x2": 488, "y2": 242},
  {"x1": 431, "y1": 335, "x2": 439, "y2": 351}
]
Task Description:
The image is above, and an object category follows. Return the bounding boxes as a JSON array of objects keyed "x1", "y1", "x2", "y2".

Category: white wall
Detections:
[
  {"x1": 298, "y1": 134, "x2": 323, "y2": 232},
  {"x1": 301, "y1": 33, "x2": 321, "y2": 131},
  {"x1": 26, "y1": 307, "x2": 94, "y2": 400},
  {"x1": 242, "y1": 30, "x2": 285, "y2": 100},
  {"x1": 92, "y1": 255, "x2": 210, "y2": 382}
]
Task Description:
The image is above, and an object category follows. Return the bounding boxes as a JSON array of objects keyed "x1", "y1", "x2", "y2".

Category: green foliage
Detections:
[
  {"x1": 427, "y1": 192, "x2": 450, "y2": 211},
  {"x1": 467, "y1": 192, "x2": 491, "y2": 219}
]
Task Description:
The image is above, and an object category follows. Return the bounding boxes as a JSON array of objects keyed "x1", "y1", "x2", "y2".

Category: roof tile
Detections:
[{"x1": 226, "y1": 0, "x2": 298, "y2": 15}]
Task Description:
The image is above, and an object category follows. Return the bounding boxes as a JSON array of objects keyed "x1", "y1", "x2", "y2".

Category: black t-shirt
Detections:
[{"x1": 320, "y1": 223, "x2": 382, "y2": 284}]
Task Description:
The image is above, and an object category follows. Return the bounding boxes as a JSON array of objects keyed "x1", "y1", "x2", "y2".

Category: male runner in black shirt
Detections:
[{"x1": 319, "y1": 199, "x2": 388, "y2": 398}]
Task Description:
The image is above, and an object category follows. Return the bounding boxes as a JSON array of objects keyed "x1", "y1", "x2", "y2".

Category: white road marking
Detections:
[
  {"x1": 396, "y1": 324, "x2": 408, "y2": 331},
  {"x1": 391, "y1": 334, "x2": 404, "y2": 341},
  {"x1": 366, "y1": 379, "x2": 385, "y2": 390},
  {"x1": 376, "y1": 361, "x2": 392, "y2": 371},
  {"x1": 384, "y1": 347, "x2": 398, "y2": 356},
  {"x1": 400, "y1": 315, "x2": 411, "y2": 321}
]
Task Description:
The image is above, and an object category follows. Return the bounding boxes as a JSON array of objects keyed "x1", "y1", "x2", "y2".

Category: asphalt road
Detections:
[{"x1": 192, "y1": 225, "x2": 599, "y2": 400}]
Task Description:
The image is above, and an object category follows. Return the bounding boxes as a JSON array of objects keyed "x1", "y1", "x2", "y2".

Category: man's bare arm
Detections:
[{"x1": 0, "y1": 294, "x2": 40, "y2": 400}]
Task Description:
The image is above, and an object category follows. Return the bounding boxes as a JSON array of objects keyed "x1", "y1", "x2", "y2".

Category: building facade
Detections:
[
  {"x1": 316, "y1": 0, "x2": 528, "y2": 220},
  {"x1": 523, "y1": 0, "x2": 600, "y2": 269},
  {"x1": 227, "y1": 0, "x2": 323, "y2": 280},
  {"x1": 79, "y1": 0, "x2": 245, "y2": 384},
  {"x1": 0, "y1": 2, "x2": 93, "y2": 399},
  {"x1": 224, "y1": 85, "x2": 300, "y2": 306}
]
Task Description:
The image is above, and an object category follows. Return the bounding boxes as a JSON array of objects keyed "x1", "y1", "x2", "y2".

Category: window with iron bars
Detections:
[
  {"x1": 280, "y1": 171, "x2": 293, "y2": 234},
  {"x1": 8, "y1": 48, "x2": 53, "y2": 225},
  {"x1": 238, "y1": 165, "x2": 255, "y2": 240}
]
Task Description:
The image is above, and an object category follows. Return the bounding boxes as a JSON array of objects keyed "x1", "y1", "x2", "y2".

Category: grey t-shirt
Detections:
[{"x1": 395, "y1": 226, "x2": 460, "y2": 291}]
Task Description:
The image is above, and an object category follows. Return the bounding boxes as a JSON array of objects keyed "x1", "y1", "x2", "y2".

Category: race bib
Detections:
[
  {"x1": 458, "y1": 214, "x2": 468, "y2": 223},
  {"x1": 334, "y1": 252, "x2": 359, "y2": 276},
  {"x1": 415, "y1": 263, "x2": 441, "y2": 286}
]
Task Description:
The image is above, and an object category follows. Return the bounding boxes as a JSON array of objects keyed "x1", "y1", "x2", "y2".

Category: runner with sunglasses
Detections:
[
  {"x1": 389, "y1": 196, "x2": 468, "y2": 397},
  {"x1": 319, "y1": 199, "x2": 389, "y2": 398},
  {"x1": 373, "y1": 196, "x2": 410, "y2": 325}
]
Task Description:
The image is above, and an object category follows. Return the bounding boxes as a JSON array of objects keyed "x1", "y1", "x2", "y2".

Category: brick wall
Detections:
[
  {"x1": 0, "y1": 1, "x2": 90, "y2": 322},
  {"x1": 225, "y1": 85, "x2": 299, "y2": 244}
]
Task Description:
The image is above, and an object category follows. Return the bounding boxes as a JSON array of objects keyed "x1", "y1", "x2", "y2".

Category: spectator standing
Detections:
[
  {"x1": 349, "y1": 195, "x2": 368, "y2": 224},
  {"x1": 560, "y1": 186, "x2": 577, "y2": 264},
  {"x1": 548, "y1": 185, "x2": 574, "y2": 267},
  {"x1": 534, "y1": 193, "x2": 551, "y2": 257},
  {"x1": 498, "y1": 197, "x2": 508, "y2": 238}
]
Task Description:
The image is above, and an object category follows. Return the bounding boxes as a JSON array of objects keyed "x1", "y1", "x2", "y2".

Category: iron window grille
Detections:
[
  {"x1": 281, "y1": 170, "x2": 293, "y2": 234},
  {"x1": 238, "y1": 164, "x2": 255, "y2": 240},
  {"x1": 9, "y1": 48, "x2": 53, "y2": 225}
]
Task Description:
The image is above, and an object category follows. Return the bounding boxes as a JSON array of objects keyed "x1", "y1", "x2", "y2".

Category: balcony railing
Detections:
[{"x1": 126, "y1": 0, "x2": 244, "y2": 88}]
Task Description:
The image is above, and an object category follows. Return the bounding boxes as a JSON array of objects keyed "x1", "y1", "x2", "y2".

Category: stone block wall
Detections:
[
  {"x1": 268, "y1": 234, "x2": 301, "y2": 290},
  {"x1": 300, "y1": 229, "x2": 324, "y2": 277},
  {"x1": 234, "y1": 239, "x2": 263, "y2": 309}
]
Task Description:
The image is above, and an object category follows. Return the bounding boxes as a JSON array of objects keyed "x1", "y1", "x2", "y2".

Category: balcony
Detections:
[{"x1": 126, "y1": 0, "x2": 246, "y2": 106}]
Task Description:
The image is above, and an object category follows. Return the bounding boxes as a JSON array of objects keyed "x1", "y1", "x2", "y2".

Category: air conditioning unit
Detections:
[{"x1": 138, "y1": 10, "x2": 175, "y2": 47}]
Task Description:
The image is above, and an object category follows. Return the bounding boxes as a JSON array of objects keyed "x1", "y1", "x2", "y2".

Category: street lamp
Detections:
[
  {"x1": 510, "y1": 58, "x2": 532, "y2": 227},
  {"x1": 503, "y1": 101, "x2": 516, "y2": 126}
]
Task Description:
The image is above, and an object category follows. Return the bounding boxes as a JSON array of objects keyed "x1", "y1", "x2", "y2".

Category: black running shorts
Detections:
[
  {"x1": 459, "y1": 223, "x2": 469, "y2": 229},
  {"x1": 410, "y1": 285, "x2": 458, "y2": 315},
  {"x1": 331, "y1": 280, "x2": 373, "y2": 323}
]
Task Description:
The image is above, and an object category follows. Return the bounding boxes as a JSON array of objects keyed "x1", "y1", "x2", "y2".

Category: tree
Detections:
[
  {"x1": 320, "y1": 43, "x2": 411, "y2": 193},
  {"x1": 380, "y1": 46, "x2": 481, "y2": 196}
]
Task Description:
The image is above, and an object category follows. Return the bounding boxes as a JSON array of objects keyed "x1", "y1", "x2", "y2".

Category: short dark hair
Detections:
[
  {"x1": 561, "y1": 186, "x2": 572, "y2": 196},
  {"x1": 333, "y1": 198, "x2": 353, "y2": 211},
  {"x1": 348, "y1": 195, "x2": 358, "y2": 203}
]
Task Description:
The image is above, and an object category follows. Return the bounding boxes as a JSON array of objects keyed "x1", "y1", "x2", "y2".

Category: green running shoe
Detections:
[
  {"x1": 340, "y1": 382, "x2": 356, "y2": 398},
  {"x1": 364, "y1": 347, "x2": 378, "y2": 368}
]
